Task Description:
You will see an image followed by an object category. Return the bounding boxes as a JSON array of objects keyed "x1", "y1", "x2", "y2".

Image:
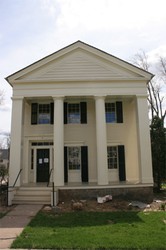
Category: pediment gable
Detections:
[{"x1": 6, "y1": 41, "x2": 153, "y2": 85}]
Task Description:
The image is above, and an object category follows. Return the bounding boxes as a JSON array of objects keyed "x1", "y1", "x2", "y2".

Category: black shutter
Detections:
[
  {"x1": 64, "y1": 147, "x2": 68, "y2": 183},
  {"x1": 118, "y1": 145, "x2": 126, "y2": 181},
  {"x1": 116, "y1": 101, "x2": 123, "y2": 123},
  {"x1": 80, "y1": 102, "x2": 87, "y2": 124},
  {"x1": 81, "y1": 146, "x2": 88, "y2": 182},
  {"x1": 50, "y1": 103, "x2": 54, "y2": 124},
  {"x1": 64, "y1": 102, "x2": 67, "y2": 124},
  {"x1": 31, "y1": 103, "x2": 38, "y2": 125}
]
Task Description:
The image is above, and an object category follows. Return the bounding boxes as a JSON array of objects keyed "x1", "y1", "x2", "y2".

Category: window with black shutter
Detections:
[
  {"x1": 64, "y1": 147, "x2": 68, "y2": 183},
  {"x1": 116, "y1": 102, "x2": 123, "y2": 123},
  {"x1": 31, "y1": 103, "x2": 53, "y2": 125},
  {"x1": 81, "y1": 146, "x2": 88, "y2": 182},
  {"x1": 64, "y1": 102, "x2": 87, "y2": 124},
  {"x1": 64, "y1": 146, "x2": 89, "y2": 183},
  {"x1": 31, "y1": 103, "x2": 38, "y2": 125},
  {"x1": 118, "y1": 145, "x2": 126, "y2": 181},
  {"x1": 105, "y1": 101, "x2": 123, "y2": 123}
]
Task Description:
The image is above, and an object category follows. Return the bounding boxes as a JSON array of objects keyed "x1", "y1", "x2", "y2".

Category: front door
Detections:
[{"x1": 37, "y1": 149, "x2": 49, "y2": 182}]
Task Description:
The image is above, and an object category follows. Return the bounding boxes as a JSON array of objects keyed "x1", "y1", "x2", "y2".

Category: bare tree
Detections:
[
  {"x1": 131, "y1": 50, "x2": 166, "y2": 125},
  {"x1": 0, "y1": 90, "x2": 4, "y2": 106}
]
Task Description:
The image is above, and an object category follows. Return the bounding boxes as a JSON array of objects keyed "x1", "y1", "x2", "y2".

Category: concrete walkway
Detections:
[{"x1": 0, "y1": 204, "x2": 43, "y2": 249}]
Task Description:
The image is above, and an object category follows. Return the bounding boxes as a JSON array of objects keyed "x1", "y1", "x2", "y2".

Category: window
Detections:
[
  {"x1": 64, "y1": 102, "x2": 87, "y2": 124},
  {"x1": 31, "y1": 103, "x2": 54, "y2": 125},
  {"x1": 68, "y1": 104, "x2": 80, "y2": 124},
  {"x1": 107, "y1": 146, "x2": 118, "y2": 169},
  {"x1": 68, "y1": 147, "x2": 81, "y2": 170},
  {"x1": 105, "y1": 102, "x2": 123, "y2": 123},
  {"x1": 38, "y1": 104, "x2": 50, "y2": 124},
  {"x1": 105, "y1": 103, "x2": 116, "y2": 123},
  {"x1": 64, "y1": 146, "x2": 88, "y2": 182}
]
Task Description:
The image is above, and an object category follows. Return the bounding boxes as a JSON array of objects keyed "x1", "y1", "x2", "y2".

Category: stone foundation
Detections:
[{"x1": 59, "y1": 186, "x2": 153, "y2": 203}]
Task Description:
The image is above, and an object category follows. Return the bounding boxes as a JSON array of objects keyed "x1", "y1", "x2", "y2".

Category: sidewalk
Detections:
[{"x1": 0, "y1": 204, "x2": 43, "y2": 249}]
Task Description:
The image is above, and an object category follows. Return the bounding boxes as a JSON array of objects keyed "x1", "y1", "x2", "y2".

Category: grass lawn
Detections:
[{"x1": 11, "y1": 211, "x2": 166, "y2": 250}]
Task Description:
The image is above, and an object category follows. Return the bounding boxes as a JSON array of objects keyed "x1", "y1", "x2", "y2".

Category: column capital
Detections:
[
  {"x1": 94, "y1": 95, "x2": 107, "y2": 101},
  {"x1": 135, "y1": 94, "x2": 148, "y2": 99},
  {"x1": 11, "y1": 96, "x2": 24, "y2": 101},
  {"x1": 52, "y1": 96, "x2": 65, "y2": 101}
]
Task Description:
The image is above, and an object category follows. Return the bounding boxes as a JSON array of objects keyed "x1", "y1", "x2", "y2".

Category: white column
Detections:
[
  {"x1": 53, "y1": 96, "x2": 64, "y2": 186},
  {"x1": 9, "y1": 97, "x2": 23, "y2": 187},
  {"x1": 95, "y1": 96, "x2": 108, "y2": 185},
  {"x1": 136, "y1": 96, "x2": 153, "y2": 184}
]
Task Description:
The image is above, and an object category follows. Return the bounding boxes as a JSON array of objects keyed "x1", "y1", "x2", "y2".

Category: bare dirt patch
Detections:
[{"x1": 43, "y1": 191, "x2": 166, "y2": 213}]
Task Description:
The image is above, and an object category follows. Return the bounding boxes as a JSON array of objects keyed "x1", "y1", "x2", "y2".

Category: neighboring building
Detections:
[{"x1": 6, "y1": 41, "x2": 154, "y2": 205}]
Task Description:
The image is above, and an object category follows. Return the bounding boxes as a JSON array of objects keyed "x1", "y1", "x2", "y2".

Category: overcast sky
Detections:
[{"x1": 0, "y1": 0, "x2": 166, "y2": 144}]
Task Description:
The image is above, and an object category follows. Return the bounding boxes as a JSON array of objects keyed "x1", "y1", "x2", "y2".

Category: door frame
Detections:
[{"x1": 30, "y1": 143, "x2": 53, "y2": 183}]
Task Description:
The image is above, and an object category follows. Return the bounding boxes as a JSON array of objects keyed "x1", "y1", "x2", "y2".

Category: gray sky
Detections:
[{"x1": 0, "y1": 0, "x2": 166, "y2": 143}]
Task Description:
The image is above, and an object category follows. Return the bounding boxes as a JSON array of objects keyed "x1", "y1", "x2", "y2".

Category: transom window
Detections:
[
  {"x1": 68, "y1": 103, "x2": 80, "y2": 124},
  {"x1": 105, "y1": 103, "x2": 116, "y2": 123},
  {"x1": 107, "y1": 146, "x2": 118, "y2": 169},
  {"x1": 38, "y1": 104, "x2": 50, "y2": 124},
  {"x1": 68, "y1": 147, "x2": 81, "y2": 170}
]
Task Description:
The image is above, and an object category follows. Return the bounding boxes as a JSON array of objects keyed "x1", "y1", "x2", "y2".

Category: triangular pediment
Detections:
[{"x1": 6, "y1": 41, "x2": 153, "y2": 85}]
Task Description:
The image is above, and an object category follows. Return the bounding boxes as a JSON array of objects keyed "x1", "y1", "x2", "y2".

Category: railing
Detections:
[
  {"x1": 13, "y1": 169, "x2": 23, "y2": 187},
  {"x1": 47, "y1": 168, "x2": 53, "y2": 187},
  {"x1": 52, "y1": 182, "x2": 55, "y2": 207},
  {"x1": 0, "y1": 182, "x2": 8, "y2": 206},
  {"x1": 0, "y1": 169, "x2": 22, "y2": 206},
  {"x1": 47, "y1": 169, "x2": 55, "y2": 207}
]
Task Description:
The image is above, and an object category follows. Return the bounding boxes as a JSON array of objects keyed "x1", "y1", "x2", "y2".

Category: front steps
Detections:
[{"x1": 12, "y1": 187, "x2": 52, "y2": 205}]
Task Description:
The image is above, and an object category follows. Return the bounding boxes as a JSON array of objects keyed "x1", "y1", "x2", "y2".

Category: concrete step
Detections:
[{"x1": 13, "y1": 187, "x2": 51, "y2": 205}]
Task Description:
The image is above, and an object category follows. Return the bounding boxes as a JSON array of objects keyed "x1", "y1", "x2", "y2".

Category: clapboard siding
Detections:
[{"x1": 20, "y1": 50, "x2": 140, "y2": 81}]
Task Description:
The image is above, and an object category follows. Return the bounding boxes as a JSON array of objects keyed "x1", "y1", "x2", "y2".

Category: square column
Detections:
[
  {"x1": 95, "y1": 96, "x2": 108, "y2": 185},
  {"x1": 9, "y1": 97, "x2": 23, "y2": 187},
  {"x1": 136, "y1": 96, "x2": 153, "y2": 184},
  {"x1": 53, "y1": 96, "x2": 64, "y2": 186}
]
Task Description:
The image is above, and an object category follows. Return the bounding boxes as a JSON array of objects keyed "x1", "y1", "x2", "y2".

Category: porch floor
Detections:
[{"x1": 21, "y1": 181, "x2": 153, "y2": 189}]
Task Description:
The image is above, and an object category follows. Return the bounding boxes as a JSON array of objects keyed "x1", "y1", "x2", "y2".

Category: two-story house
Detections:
[{"x1": 6, "y1": 41, "x2": 153, "y2": 205}]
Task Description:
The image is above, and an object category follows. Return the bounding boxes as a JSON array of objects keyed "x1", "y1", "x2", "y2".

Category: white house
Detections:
[{"x1": 6, "y1": 41, "x2": 154, "y2": 205}]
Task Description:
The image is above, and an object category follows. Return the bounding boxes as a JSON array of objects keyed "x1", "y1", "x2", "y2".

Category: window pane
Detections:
[
  {"x1": 68, "y1": 147, "x2": 81, "y2": 170},
  {"x1": 107, "y1": 146, "x2": 118, "y2": 169},
  {"x1": 68, "y1": 103, "x2": 80, "y2": 123},
  {"x1": 105, "y1": 103, "x2": 116, "y2": 123},
  {"x1": 38, "y1": 104, "x2": 50, "y2": 124}
]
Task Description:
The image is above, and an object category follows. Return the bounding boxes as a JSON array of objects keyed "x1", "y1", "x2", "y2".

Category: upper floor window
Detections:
[
  {"x1": 38, "y1": 104, "x2": 50, "y2": 124},
  {"x1": 105, "y1": 101, "x2": 123, "y2": 123},
  {"x1": 31, "y1": 103, "x2": 54, "y2": 125},
  {"x1": 68, "y1": 103, "x2": 80, "y2": 124},
  {"x1": 105, "y1": 103, "x2": 116, "y2": 123},
  {"x1": 64, "y1": 102, "x2": 87, "y2": 124}
]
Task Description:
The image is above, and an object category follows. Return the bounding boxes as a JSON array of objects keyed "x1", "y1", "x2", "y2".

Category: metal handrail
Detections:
[
  {"x1": 13, "y1": 169, "x2": 22, "y2": 187},
  {"x1": 52, "y1": 182, "x2": 55, "y2": 207},
  {"x1": 47, "y1": 168, "x2": 53, "y2": 187}
]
